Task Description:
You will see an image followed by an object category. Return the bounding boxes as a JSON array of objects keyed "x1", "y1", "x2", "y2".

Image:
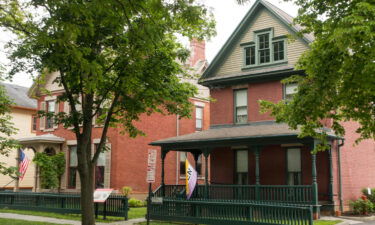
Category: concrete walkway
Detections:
[
  {"x1": 321, "y1": 216, "x2": 364, "y2": 225},
  {"x1": 0, "y1": 212, "x2": 146, "y2": 225}
]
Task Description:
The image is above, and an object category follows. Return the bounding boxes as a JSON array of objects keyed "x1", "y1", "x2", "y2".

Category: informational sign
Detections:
[
  {"x1": 146, "y1": 149, "x2": 157, "y2": 183},
  {"x1": 93, "y1": 189, "x2": 113, "y2": 203},
  {"x1": 151, "y1": 197, "x2": 163, "y2": 204}
]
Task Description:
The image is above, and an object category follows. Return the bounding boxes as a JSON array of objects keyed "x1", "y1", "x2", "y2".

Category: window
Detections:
[
  {"x1": 180, "y1": 152, "x2": 202, "y2": 176},
  {"x1": 242, "y1": 28, "x2": 286, "y2": 67},
  {"x1": 45, "y1": 100, "x2": 55, "y2": 129},
  {"x1": 32, "y1": 115, "x2": 37, "y2": 132},
  {"x1": 287, "y1": 148, "x2": 301, "y2": 185},
  {"x1": 258, "y1": 33, "x2": 270, "y2": 64},
  {"x1": 273, "y1": 41, "x2": 284, "y2": 61},
  {"x1": 95, "y1": 144, "x2": 106, "y2": 189},
  {"x1": 284, "y1": 83, "x2": 298, "y2": 101},
  {"x1": 195, "y1": 107, "x2": 203, "y2": 131},
  {"x1": 196, "y1": 155, "x2": 202, "y2": 175},
  {"x1": 244, "y1": 46, "x2": 255, "y2": 66},
  {"x1": 235, "y1": 150, "x2": 248, "y2": 184},
  {"x1": 234, "y1": 89, "x2": 248, "y2": 124},
  {"x1": 68, "y1": 146, "x2": 78, "y2": 188},
  {"x1": 179, "y1": 152, "x2": 187, "y2": 176}
]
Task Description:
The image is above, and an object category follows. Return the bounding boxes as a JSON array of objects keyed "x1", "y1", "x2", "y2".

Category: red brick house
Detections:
[
  {"x1": 18, "y1": 40, "x2": 210, "y2": 198},
  {"x1": 149, "y1": 0, "x2": 375, "y2": 220}
]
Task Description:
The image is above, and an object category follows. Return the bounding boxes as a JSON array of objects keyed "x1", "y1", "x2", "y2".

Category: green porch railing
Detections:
[
  {"x1": 155, "y1": 184, "x2": 313, "y2": 205},
  {"x1": 0, "y1": 192, "x2": 129, "y2": 220},
  {"x1": 149, "y1": 199, "x2": 313, "y2": 225}
]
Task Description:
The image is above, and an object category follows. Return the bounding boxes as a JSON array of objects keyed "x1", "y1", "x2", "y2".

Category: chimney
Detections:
[{"x1": 189, "y1": 38, "x2": 206, "y2": 67}]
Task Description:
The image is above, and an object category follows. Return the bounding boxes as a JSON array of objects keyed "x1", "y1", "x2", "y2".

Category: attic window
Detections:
[{"x1": 242, "y1": 28, "x2": 287, "y2": 68}]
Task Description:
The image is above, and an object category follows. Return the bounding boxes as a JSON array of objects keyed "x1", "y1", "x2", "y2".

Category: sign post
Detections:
[
  {"x1": 93, "y1": 188, "x2": 113, "y2": 220},
  {"x1": 146, "y1": 149, "x2": 157, "y2": 225}
]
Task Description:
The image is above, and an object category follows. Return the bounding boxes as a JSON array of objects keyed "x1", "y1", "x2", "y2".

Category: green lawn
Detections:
[
  {"x1": 0, "y1": 207, "x2": 146, "y2": 222},
  {"x1": 0, "y1": 218, "x2": 70, "y2": 225},
  {"x1": 135, "y1": 220, "x2": 342, "y2": 225}
]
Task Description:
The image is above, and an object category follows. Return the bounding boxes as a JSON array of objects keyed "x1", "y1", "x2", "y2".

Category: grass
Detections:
[
  {"x1": 0, "y1": 218, "x2": 70, "y2": 225},
  {"x1": 0, "y1": 207, "x2": 146, "y2": 222},
  {"x1": 135, "y1": 220, "x2": 343, "y2": 225}
]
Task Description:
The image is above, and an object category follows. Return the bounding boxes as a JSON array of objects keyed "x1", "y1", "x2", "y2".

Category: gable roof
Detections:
[
  {"x1": 1, "y1": 82, "x2": 37, "y2": 110},
  {"x1": 200, "y1": 0, "x2": 313, "y2": 83}
]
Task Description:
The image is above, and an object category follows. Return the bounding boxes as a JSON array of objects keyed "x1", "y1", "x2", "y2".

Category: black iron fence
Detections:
[{"x1": 0, "y1": 192, "x2": 128, "y2": 220}]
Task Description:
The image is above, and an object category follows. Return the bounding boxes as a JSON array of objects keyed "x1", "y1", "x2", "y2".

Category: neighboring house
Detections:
[
  {"x1": 149, "y1": 0, "x2": 375, "y2": 220},
  {"x1": 0, "y1": 82, "x2": 37, "y2": 191},
  {"x1": 19, "y1": 40, "x2": 210, "y2": 198}
]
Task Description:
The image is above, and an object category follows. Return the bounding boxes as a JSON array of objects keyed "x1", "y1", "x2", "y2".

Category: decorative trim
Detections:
[
  {"x1": 240, "y1": 41, "x2": 255, "y2": 46},
  {"x1": 272, "y1": 35, "x2": 288, "y2": 40},
  {"x1": 254, "y1": 27, "x2": 273, "y2": 33}
]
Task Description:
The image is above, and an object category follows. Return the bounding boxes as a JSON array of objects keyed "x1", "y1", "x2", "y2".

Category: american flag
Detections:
[{"x1": 19, "y1": 149, "x2": 30, "y2": 181}]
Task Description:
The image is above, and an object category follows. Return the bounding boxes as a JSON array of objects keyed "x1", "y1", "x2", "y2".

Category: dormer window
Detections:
[
  {"x1": 258, "y1": 33, "x2": 270, "y2": 63},
  {"x1": 242, "y1": 28, "x2": 287, "y2": 68}
]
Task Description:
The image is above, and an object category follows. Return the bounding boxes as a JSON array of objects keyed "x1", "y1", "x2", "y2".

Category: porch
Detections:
[{"x1": 149, "y1": 122, "x2": 340, "y2": 224}]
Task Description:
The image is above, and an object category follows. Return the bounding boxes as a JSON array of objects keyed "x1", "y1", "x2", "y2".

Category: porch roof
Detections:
[
  {"x1": 150, "y1": 121, "x2": 338, "y2": 149},
  {"x1": 18, "y1": 134, "x2": 65, "y2": 144}
]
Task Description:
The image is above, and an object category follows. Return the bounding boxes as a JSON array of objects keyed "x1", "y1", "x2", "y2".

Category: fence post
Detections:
[
  {"x1": 124, "y1": 197, "x2": 129, "y2": 220},
  {"x1": 254, "y1": 146, "x2": 261, "y2": 201}
]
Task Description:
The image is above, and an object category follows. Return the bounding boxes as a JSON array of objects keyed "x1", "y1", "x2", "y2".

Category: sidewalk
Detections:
[
  {"x1": 0, "y1": 212, "x2": 146, "y2": 225},
  {"x1": 321, "y1": 216, "x2": 364, "y2": 225}
]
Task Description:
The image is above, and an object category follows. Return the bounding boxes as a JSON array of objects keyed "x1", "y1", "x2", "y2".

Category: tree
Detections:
[
  {"x1": 259, "y1": 0, "x2": 375, "y2": 146},
  {"x1": 0, "y1": 67, "x2": 19, "y2": 177},
  {"x1": 0, "y1": 0, "x2": 215, "y2": 224}
]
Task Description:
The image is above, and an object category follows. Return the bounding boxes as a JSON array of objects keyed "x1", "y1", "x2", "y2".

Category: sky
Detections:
[{"x1": 0, "y1": 0, "x2": 298, "y2": 88}]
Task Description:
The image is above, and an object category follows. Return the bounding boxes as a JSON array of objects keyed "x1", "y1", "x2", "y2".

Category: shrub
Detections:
[
  {"x1": 350, "y1": 198, "x2": 374, "y2": 215},
  {"x1": 128, "y1": 198, "x2": 146, "y2": 207},
  {"x1": 120, "y1": 186, "x2": 132, "y2": 198},
  {"x1": 362, "y1": 188, "x2": 375, "y2": 203}
]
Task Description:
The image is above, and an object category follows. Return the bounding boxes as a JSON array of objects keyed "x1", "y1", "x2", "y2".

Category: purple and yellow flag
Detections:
[{"x1": 185, "y1": 159, "x2": 197, "y2": 199}]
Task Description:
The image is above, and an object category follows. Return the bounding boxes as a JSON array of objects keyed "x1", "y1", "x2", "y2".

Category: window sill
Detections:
[
  {"x1": 242, "y1": 60, "x2": 288, "y2": 71},
  {"x1": 42, "y1": 128, "x2": 55, "y2": 132}
]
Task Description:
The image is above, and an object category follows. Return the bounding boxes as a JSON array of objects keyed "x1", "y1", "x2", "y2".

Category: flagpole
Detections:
[{"x1": 14, "y1": 148, "x2": 20, "y2": 192}]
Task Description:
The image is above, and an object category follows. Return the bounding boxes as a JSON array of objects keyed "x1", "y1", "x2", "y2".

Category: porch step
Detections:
[{"x1": 320, "y1": 201, "x2": 335, "y2": 216}]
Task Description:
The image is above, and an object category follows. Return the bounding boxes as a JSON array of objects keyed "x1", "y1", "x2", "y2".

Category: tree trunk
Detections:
[{"x1": 79, "y1": 162, "x2": 95, "y2": 225}]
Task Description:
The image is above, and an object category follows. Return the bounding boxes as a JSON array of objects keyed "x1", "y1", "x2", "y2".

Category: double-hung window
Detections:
[
  {"x1": 234, "y1": 89, "x2": 248, "y2": 124},
  {"x1": 235, "y1": 150, "x2": 248, "y2": 185},
  {"x1": 242, "y1": 28, "x2": 286, "y2": 67},
  {"x1": 284, "y1": 83, "x2": 298, "y2": 101},
  {"x1": 258, "y1": 33, "x2": 270, "y2": 64},
  {"x1": 195, "y1": 107, "x2": 203, "y2": 131},
  {"x1": 287, "y1": 148, "x2": 302, "y2": 185},
  {"x1": 68, "y1": 145, "x2": 78, "y2": 188},
  {"x1": 46, "y1": 100, "x2": 55, "y2": 129}
]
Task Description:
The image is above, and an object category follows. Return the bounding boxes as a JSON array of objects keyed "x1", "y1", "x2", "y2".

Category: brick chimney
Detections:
[{"x1": 189, "y1": 38, "x2": 206, "y2": 67}]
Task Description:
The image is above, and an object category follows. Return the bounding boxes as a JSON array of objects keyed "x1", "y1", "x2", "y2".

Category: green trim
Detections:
[
  {"x1": 273, "y1": 35, "x2": 288, "y2": 40},
  {"x1": 253, "y1": 27, "x2": 273, "y2": 33},
  {"x1": 200, "y1": 69, "x2": 303, "y2": 87},
  {"x1": 240, "y1": 41, "x2": 255, "y2": 46},
  {"x1": 242, "y1": 60, "x2": 288, "y2": 71},
  {"x1": 200, "y1": 0, "x2": 312, "y2": 82}
]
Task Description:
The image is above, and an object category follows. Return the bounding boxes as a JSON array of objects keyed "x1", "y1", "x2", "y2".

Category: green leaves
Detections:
[
  {"x1": 33, "y1": 152, "x2": 65, "y2": 189},
  {"x1": 261, "y1": 0, "x2": 375, "y2": 146}
]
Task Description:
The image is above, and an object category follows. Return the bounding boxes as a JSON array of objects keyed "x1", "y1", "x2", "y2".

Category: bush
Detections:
[
  {"x1": 362, "y1": 188, "x2": 375, "y2": 203},
  {"x1": 128, "y1": 198, "x2": 146, "y2": 207},
  {"x1": 350, "y1": 198, "x2": 374, "y2": 215},
  {"x1": 120, "y1": 186, "x2": 132, "y2": 198}
]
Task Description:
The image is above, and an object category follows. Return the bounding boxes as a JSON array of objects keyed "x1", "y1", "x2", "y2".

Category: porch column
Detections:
[
  {"x1": 328, "y1": 147, "x2": 334, "y2": 203},
  {"x1": 14, "y1": 148, "x2": 20, "y2": 192},
  {"x1": 161, "y1": 148, "x2": 169, "y2": 197},
  {"x1": 311, "y1": 141, "x2": 320, "y2": 218},
  {"x1": 203, "y1": 148, "x2": 212, "y2": 199},
  {"x1": 253, "y1": 146, "x2": 261, "y2": 201}
]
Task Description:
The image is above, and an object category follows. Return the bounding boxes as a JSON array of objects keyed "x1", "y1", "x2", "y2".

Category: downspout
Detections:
[
  {"x1": 337, "y1": 139, "x2": 345, "y2": 212},
  {"x1": 175, "y1": 115, "x2": 180, "y2": 185}
]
